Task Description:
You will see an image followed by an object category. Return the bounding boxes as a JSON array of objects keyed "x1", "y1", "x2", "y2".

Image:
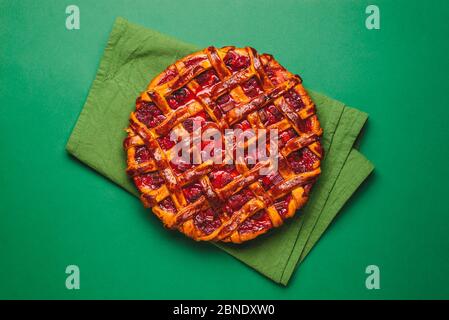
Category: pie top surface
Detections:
[{"x1": 124, "y1": 46, "x2": 323, "y2": 243}]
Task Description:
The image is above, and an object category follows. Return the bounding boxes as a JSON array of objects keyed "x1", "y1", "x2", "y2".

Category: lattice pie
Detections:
[{"x1": 124, "y1": 46, "x2": 323, "y2": 243}]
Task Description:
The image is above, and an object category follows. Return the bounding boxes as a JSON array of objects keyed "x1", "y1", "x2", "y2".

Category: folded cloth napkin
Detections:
[{"x1": 66, "y1": 17, "x2": 374, "y2": 285}]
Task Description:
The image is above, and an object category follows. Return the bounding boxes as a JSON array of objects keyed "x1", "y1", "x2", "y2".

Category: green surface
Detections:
[
  {"x1": 1, "y1": 0, "x2": 448, "y2": 299},
  {"x1": 64, "y1": 17, "x2": 373, "y2": 285}
]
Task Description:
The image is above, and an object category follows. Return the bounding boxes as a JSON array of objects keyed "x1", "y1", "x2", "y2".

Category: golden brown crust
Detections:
[{"x1": 124, "y1": 46, "x2": 323, "y2": 243}]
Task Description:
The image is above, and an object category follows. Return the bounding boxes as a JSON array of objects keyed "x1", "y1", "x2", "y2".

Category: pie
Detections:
[{"x1": 124, "y1": 46, "x2": 323, "y2": 243}]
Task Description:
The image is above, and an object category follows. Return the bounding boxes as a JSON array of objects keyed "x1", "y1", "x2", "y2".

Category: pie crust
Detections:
[{"x1": 124, "y1": 46, "x2": 323, "y2": 243}]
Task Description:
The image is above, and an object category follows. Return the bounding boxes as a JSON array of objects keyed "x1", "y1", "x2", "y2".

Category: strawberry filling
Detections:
[
  {"x1": 230, "y1": 120, "x2": 254, "y2": 163},
  {"x1": 223, "y1": 50, "x2": 250, "y2": 72},
  {"x1": 259, "y1": 104, "x2": 283, "y2": 126},
  {"x1": 274, "y1": 194, "x2": 292, "y2": 218},
  {"x1": 159, "y1": 197, "x2": 176, "y2": 213},
  {"x1": 263, "y1": 64, "x2": 286, "y2": 85},
  {"x1": 201, "y1": 138, "x2": 225, "y2": 161},
  {"x1": 157, "y1": 135, "x2": 176, "y2": 151},
  {"x1": 212, "y1": 106, "x2": 223, "y2": 118},
  {"x1": 297, "y1": 117, "x2": 313, "y2": 133},
  {"x1": 233, "y1": 119, "x2": 252, "y2": 132},
  {"x1": 224, "y1": 189, "x2": 254, "y2": 215},
  {"x1": 208, "y1": 165, "x2": 239, "y2": 189},
  {"x1": 195, "y1": 69, "x2": 219, "y2": 89},
  {"x1": 134, "y1": 145, "x2": 151, "y2": 163},
  {"x1": 259, "y1": 172, "x2": 283, "y2": 190},
  {"x1": 171, "y1": 158, "x2": 193, "y2": 175},
  {"x1": 287, "y1": 148, "x2": 319, "y2": 173},
  {"x1": 135, "y1": 100, "x2": 165, "y2": 128},
  {"x1": 278, "y1": 129, "x2": 298, "y2": 148},
  {"x1": 134, "y1": 172, "x2": 164, "y2": 190},
  {"x1": 239, "y1": 211, "x2": 272, "y2": 234},
  {"x1": 182, "y1": 111, "x2": 210, "y2": 133},
  {"x1": 166, "y1": 87, "x2": 194, "y2": 110},
  {"x1": 215, "y1": 93, "x2": 235, "y2": 113},
  {"x1": 241, "y1": 77, "x2": 263, "y2": 98},
  {"x1": 244, "y1": 148, "x2": 269, "y2": 169},
  {"x1": 184, "y1": 56, "x2": 207, "y2": 68},
  {"x1": 284, "y1": 89, "x2": 305, "y2": 111},
  {"x1": 157, "y1": 67, "x2": 178, "y2": 85},
  {"x1": 183, "y1": 182, "x2": 204, "y2": 203},
  {"x1": 194, "y1": 208, "x2": 222, "y2": 235}
]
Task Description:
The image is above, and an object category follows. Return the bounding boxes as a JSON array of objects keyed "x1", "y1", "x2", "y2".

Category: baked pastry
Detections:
[{"x1": 124, "y1": 46, "x2": 323, "y2": 243}]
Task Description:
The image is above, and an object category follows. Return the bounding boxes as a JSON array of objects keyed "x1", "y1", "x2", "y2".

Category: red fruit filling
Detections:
[
  {"x1": 171, "y1": 158, "x2": 193, "y2": 175},
  {"x1": 134, "y1": 145, "x2": 151, "y2": 163},
  {"x1": 182, "y1": 111, "x2": 210, "y2": 133},
  {"x1": 263, "y1": 64, "x2": 285, "y2": 85},
  {"x1": 157, "y1": 135, "x2": 176, "y2": 151},
  {"x1": 278, "y1": 129, "x2": 298, "y2": 148},
  {"x1": 259, "y1": 172, "x2": 283, "y2": 190},
  {"x1": 201, "y1": 138, "x2": 224, "y2": 161},
  {"x1": 239, "y1": 211, "x2": 272, "y2": 234},
  {"x1": 258, "y1": 104, "x2": 283, "y2": 126},
  {"x1": 194, "y1": 208, "x2": 222, "y2": 235},
  {"x1": 284, "y1": 89, "x2": 305, "y2": 111},
  {"x1": 297, "y1": 117, "x2": 313, "y2": 133},
  {"x1": 224, "y1": 189, "x2": 254, "y2": 215},
  {"x1": 195, "y1": 69, "x2": 219, "y2": 88},
  {"x1": 157, "y1": 67, "x2": 177, "y2": 85},
  {"x1": 212, "y1": 106, "x2": 223, "y2": 119},
  {"x1": 274, "y1": 194, "x2": 292, "y2": 218},
  {"x1": 287, "y1": 148, "x2": 319, "y2": 173},
  {"x1": 224, "y1": 50, "x2": 250, "y2": 72},
  {"x1": 166, "y1": 87, "x2": 194, "y2": 110},
  {"x1": 233, "y1": 120, "x2": 252, "y2": 132},
  {"x1": 215, "y1": 93, "x2": 235, "y2": 113},
  {"x1": 241, "y1": 77, "x2": 263, "y2": 98},
  {"x1": 134, "y1": 172, "x2": 164, "y2": 190},
  {"x1": 135, "y1": 100, "x2": 166, "y2": 128},
  {"x1": 230, "y1": 120, "x2": 254, "y2": 163},
  {"x1": 184, "y1": 55, "x2": 207, "y2": 68},
  {"x1": 183, "y1": 182, "x2": 204, "y2": 203},
  {"x1": 159, "y1": 197, "x2": 176, "y2": 213},
  {"x1": 209, "y1": 165, "x2": 239, "y2": 189},
  {"x1": 244, "y1": 148, "x2": 268, "y2": 169}
]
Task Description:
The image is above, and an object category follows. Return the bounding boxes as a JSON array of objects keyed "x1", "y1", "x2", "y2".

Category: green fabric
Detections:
[
  {"x1": 281, "y1": 149, "x2": 374, "y2": 284},
  {"x1": 300, "y1": 149, "x2": 374, "y2": 262},
  {"x1": 279, "y1": 106, "x2": 369, "y2": 284},
  {"x1": 66, "y1": 17, "x2": 374, "y2": 285},
  {"x1": 220, "y1": 103, "x2": 372, "y2": 285}
]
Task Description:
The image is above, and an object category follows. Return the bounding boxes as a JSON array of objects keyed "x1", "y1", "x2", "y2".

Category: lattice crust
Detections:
[{"x1": 124, "y1": 46, "x2": 323, "y2": 243}]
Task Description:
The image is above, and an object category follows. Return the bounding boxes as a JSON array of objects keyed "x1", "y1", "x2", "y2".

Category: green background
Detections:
[{"x1": 1, "y1": 0, "x2": 448, "y2": 299}]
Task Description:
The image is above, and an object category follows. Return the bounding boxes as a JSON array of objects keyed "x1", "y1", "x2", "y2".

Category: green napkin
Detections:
[
  {"x1": 66, "y1": 17, "x2": 374, "y2": 285},
  {"x1": 220, "y1": 101, "x2": 372, "y2": 285}
]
